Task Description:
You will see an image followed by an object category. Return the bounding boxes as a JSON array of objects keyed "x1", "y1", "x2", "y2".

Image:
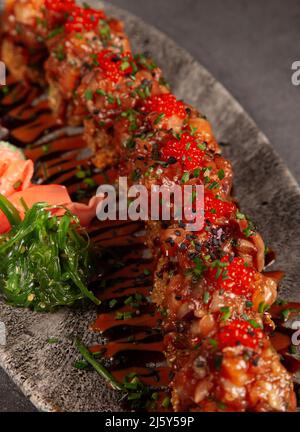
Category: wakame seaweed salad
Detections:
[{"x1": 0, "y1": 194, "x2": 100, "y2": 312}]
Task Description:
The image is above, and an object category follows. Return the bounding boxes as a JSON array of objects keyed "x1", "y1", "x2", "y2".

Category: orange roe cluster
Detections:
[
  {"x1": 204, "y1": 193, "x2": 236, "y2": 225},
  {"x1": 218, "y1": 319, "x2": 264, "y2": 350},
  {"x1": 161, "y1": 132, "x2": 206, "y2": 170},
  {"x1": 65, "y1": 6, "x2": 107, "y2": 33},
  {"x1": 45, "y1": 0, "x2": 75, "y2": 13},
  {"x1": 143, "y1": 94, "x2": 186, "y2": 119},
  {"x1": 209, "y1": 256, "x2": 256, "y2": 296},
  {"x1": 97, "y1": 50, "x2": 135, "y2": 83}
]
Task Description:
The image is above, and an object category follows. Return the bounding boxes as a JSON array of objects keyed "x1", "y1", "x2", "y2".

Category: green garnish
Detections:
[
  {"x1": 189, "y1": 125, "x2": 198, "y2": 136},
  {"x1": 74, "y1": 360, "x2": 89, "y2": 370},
  {"x1": 203, "y1": 292, "x2": 211, "y2": 304},
  {"x1": 275, "y1": 298, "x2": 288, "y2": 306},
  {"x1": 197, "y1": 142, "x2": 207, "y2": 151},
  {"x1": 191, "y1": 257, "x2": 207, "y2": 280},
  {"x1": 220, "y1": 306, "x2": 231, "y2": 322},
  {"x1": 210, "y1": 259, "x2": 229, "y2": 280},
  {"x1": 217, "y1": 401, "x2": 227, "y2": 410},
  {"x1": 258, "y1": 302, "x2": 270, "y2": 314},
  {"x1": 217, "y1": 169, "x2": 225, "y2": 180},
  {"x1": 208, "y1": 181, "x2": 220, "y2": 190},
  {"x1": 131, "y1": 169, "x2": 141, "y2": 181},
  {"x1": 96, "y1": 88, "x2": 106, "y2": 96},
  {"x1": 107, "y1": 93, "x2": 115, "y2": 104},
  {"x1": 154, "y1": 113, "x2": 165, "y2": 125},
  {"x1": 214, "y1": 354, "x2": 223, "y2": 371},
  {"x1": 243, "y1": 227, "x2": 253, "y2": 237},
  {"x1": 134, "y1": 54, "x2": 157, "y2": 72},
  {"x1": 281, "y1": 309, "x2": 291, "y2": 322},
  {"x1": 193, "y1": 168, "x2": 201, "y2": 178},
  {"x1": 42, "y1": 144, "x2": 50, "y2": 153},
  {"x1": 120, "y1": 61, "x2": 130, "y2": 71},
  {"x1": 84, "y1": 89, "x2": 94, "y2": 101},
  {"x1": 208, "y1": 338, "x2": 218, "y2": 348},
  {"x1": 109, "y1": 299, "x2": 118, "y2": 308},
  {"x1": 135, "y1": 81, "x2": 152, "y2": 99},
  {"x1": 0, "y1": 196, "x2": 100, "y2": 311},
  {"x1": 47, "y1": 26, "x2": 64, "y2": 40},
  {"x1": 236, "y1": 210, "x2": 246, "y2": 220},
  {"x1": 99, "y1": 20, "x2": 111, "y2": 40},
  {"x1": 53, "y1": 45, "x2": 65, "y2": 62},
  {"x1": 121, "y1": 109, "x2": 139, "y2": 131},
  {"x1": 289, "y1": 345, "x2": 297, "y2": 355},
  {"x1": 47, "y1": 338, "x2": 59, "y2": 344},
  {"x1": 161, "y1": 397, "x2": 171, "y2": 409},
  {"x1": 75, "y1": 340, "x2": 162, "y2": 409},
  {"x1": 1, "y1": 86, "x2": 9, "y2": 95},
  {"x1": 124, "y1": 296, "x2": 134, "y2": 306},
  {"x1": 241, "y1": 214, "x2": 256, "y2": 237},
  {"x1": 181, "y1": 172, "x2": 190, "y2": 184},
  {"x1": 151, "y1": 392, "x2": 159, "y2": 401},
  {"x1": 76, "y1": 170, "x2": 86, "y2": 179},
  {"x1": 116, "y1": 311, "x2": 133, "y2": 320},
  {"x1": 75, "y1": 340, "x2": 123, "y2": 391},
  {"x1": 248, "y1": 319, "x2": 262, "y2": 329},
  {"x1": 83, "y1": 178, "x2": 97, "y2": 188}
]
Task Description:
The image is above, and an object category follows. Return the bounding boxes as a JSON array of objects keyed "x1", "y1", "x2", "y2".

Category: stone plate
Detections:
[{"x1": 0, "y1": 0, "x2": 299, "y2": 412}]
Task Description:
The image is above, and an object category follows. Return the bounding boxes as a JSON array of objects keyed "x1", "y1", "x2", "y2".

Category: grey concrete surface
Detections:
[{"x1": 0, "y1": 0, "x2": 299, "y2": 412}]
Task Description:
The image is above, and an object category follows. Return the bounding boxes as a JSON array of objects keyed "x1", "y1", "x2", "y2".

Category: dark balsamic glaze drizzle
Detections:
[
  {"x1": 0, "y1": 78, "x2": 171, "y2": 410},
  {"x1": 0, "y1": 77, "x2": 299, "y2": 410}
]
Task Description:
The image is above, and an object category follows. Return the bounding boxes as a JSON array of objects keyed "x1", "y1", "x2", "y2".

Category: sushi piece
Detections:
[
  {"x1": 44, "y1": 5, "x2": 131, "y2": 124},
  {"x1": 84, "y1": 88, "x2": 296, "y2": 411},
  {"x1": 1, "y1": 0, "x2": 74, "y2": 84}
]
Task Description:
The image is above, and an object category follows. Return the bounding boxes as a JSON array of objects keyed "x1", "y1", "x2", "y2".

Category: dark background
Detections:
[{"x1": 1, "y1": 0, "x2": 300, "y2": 411}]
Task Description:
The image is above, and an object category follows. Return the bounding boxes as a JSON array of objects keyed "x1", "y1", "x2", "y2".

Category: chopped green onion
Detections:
[
  {"x1": 47, "y1": 26, "x2": 64, "y2": 40},
  {"x1": 84, "y1": 89, "x2": 94, "y2": 101},
  {"x1": 75, "y1": 340, "x2": 123, "y2": 391},
  {"x1": 162, "y1": 397, "x2": 171, "y2": 408},
  {"x1": 217, "y1": 169, "x2": 225, "y2": 180},
  {"x1": 181, "y1": 172, "x2": 190, "y2": 184},
  {"x1": 220, "y1": 306, "x2": 231, "y2": 322},
  {"x1": 154, "y1": 113, "x2": 165, "y2": 125}
]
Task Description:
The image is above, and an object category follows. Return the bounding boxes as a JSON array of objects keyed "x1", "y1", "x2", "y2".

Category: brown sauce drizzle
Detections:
[{"x1": 0, "y1": 77, "x2": 299, "y2": 410}]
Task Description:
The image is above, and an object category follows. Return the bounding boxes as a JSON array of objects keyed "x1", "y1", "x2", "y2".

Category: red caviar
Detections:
[
  {"x1": 218, "y1": 319, "x2": 264, "y2": 350},
  {"x1": 45, "y1": 0, "x2": 75, "y2": 13},
  {"x1": 204, "y1": 193, "x2": 236, "y2": 225},
  {"x1": 161, "y1": 132, "x2": 206, "y2": 170},
  {"x1": 209, "y1": 256, "x2": 256, "y2": 296},
  {"x1": 143, "y1": 94, "x2": 186, "y2": 119},
  {"x1": 65, "y1": 6, "x2": 107, "y2": 33},
  {"x1": 97, "y1": 50, "x2": 135, "y2": 83}
]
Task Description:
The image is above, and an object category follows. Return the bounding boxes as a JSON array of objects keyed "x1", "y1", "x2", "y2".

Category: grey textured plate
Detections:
[{"x1": 0, "y1": 0, "x2": 300, "y2": 412}]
